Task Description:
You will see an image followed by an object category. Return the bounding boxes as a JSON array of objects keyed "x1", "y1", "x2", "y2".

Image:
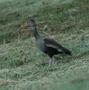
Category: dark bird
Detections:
[{"x1": 25, "y1": 19, "x2": 72, "y2": 66}]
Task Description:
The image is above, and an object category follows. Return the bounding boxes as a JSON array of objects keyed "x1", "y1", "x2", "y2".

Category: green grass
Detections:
[{"x1": 0, "y1": 0, "x2": 89, "y2": 90}]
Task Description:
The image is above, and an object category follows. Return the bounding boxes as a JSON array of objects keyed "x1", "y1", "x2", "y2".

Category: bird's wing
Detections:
[
  {"x1": 44, "y1": 38, "x2": 63, "y2": 52},
  {"x1": 44, "y1": 38, "x2": 72, "y2": 55}
]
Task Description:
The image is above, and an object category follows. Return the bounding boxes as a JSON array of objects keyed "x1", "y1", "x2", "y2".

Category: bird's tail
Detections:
[{"x1": 61, "y1": 47, "x2": 72, "y2": 55}]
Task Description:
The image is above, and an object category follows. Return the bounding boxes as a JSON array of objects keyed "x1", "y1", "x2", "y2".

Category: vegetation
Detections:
[{"x1": 0, "y1": 0, "x2": 89, "y2": 90}]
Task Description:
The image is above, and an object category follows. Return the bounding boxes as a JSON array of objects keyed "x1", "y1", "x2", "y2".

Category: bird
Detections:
[{"x1": 25, "y1": 18, "x2": 72, "y2": 66}]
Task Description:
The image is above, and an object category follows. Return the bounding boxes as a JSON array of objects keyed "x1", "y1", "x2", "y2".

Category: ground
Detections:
[{"x1": 0, "y1": 0, "x2": 89, "y2": 90}]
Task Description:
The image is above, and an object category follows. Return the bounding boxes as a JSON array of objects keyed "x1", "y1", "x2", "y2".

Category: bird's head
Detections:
[
  {"x1": 27, "y1": 18, "x2": 37, "y2": 32},
  {"x1": 21, "y1": 18, "x2": 36, "y2": 32}
]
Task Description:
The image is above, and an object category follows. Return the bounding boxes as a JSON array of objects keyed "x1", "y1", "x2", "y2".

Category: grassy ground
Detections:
[{"x1": 0, "y1": 0, "x2": 89, "y2": 90}]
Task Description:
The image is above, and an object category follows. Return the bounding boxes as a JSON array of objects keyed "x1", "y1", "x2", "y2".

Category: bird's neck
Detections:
[{"x1": 33, "y1": 28, "x2": 40, "y2": 39}]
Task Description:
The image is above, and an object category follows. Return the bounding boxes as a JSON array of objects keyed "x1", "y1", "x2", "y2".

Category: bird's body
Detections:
[
  {"x1": 36, "y1": 35, "x2": 71, "y2": 58},
  {"x1": 27, "y1": 19, "x2": 72, "y2": 66}
]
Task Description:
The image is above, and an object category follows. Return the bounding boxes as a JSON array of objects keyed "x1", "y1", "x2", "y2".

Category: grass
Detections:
[{"x1": 0, "y1": 0, "x2": 89, "y2": 90}]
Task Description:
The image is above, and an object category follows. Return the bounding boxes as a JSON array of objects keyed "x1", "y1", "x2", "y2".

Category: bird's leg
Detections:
[
  {"x1": 48, "y1": 57, "x2": 56, "y2": 66},
  {"x1": 52, "y1": 57, "x2": 55, "y2": 65},
  {"x1": 49, "y1": 58, "x2": 52, "y2": 67}
]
